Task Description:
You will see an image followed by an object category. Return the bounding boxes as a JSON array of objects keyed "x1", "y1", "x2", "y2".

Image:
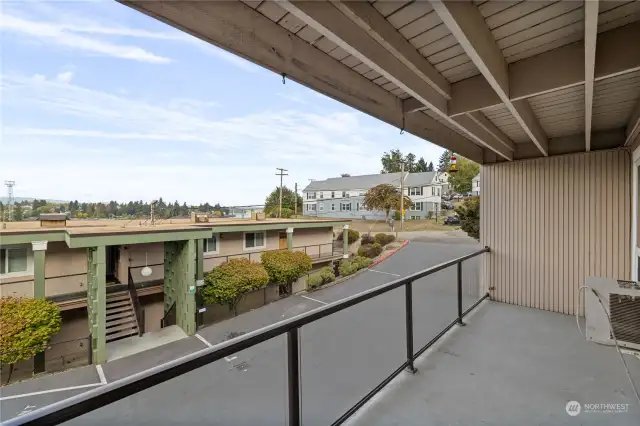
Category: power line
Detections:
[{"x1": 275, "y1": 168, "x2": 288, "y2": 218}]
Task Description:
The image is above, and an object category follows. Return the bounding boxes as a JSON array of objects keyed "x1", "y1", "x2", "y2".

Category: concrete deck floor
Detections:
[
  {"x1": 348, "y1": 301, "x2": 640, "y2": 426},
  {"x1": 107, "y1": 326, "x2": 188, "y2": 361}
]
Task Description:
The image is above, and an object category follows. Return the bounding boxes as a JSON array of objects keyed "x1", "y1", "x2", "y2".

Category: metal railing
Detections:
[
  {"x1": 6, "y1": 247, "x2": 489, "y2": 426},
  {"x1": 208, "y1": 242, "x2": 344, "y2": 264},
  {"x1": 127, "y1": 268, "x2": 145, "y2": 336}
]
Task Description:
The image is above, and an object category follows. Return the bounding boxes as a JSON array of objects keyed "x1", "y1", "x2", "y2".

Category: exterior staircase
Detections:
[{"x1": 106, "y1": 292, "x2": 140, "y2": 343}]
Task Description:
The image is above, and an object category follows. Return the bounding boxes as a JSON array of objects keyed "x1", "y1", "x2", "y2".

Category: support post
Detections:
[
  {"x1": 164, "y1": 240, "x2": 196, "y2": 336},
  {"x1": 405, "y1": 281, "x2": 417, "y2": 374},
  {"x1": 195, "y1": 239, "x2": 204, "y2": 329},
  {"x1": 32, "y1": 241, "x2": 47, "y2": 373},
  {"x1": 287, "y1": 327, "x2": 301, "y2": 426},
  {"x1": 87, "y1": 246, "x2": 106, "y2": 364},
  {"x1": 457, "y1": 262, "x2": 465, "y2": 326},
  {"x1": 286, "y1": 227, "x2": 294, "y2": 250},
  {"x1": 342, "y1": 224, "x2": 349, "y2": 259}
]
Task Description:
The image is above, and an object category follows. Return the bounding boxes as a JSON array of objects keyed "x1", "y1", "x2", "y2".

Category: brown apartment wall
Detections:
[{"x1": 481, "y1": 149, "x2": 631, "y2": 315}]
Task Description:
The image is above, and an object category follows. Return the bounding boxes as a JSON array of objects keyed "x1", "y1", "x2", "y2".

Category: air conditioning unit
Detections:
[{"x1": 585, "y1": 277, "x2": 640, "y2": 351}]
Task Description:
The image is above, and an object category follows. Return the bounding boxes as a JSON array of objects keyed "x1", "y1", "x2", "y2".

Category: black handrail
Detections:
[
  {"x1": 161, "y1": 301, "x2": 176, "y2": 329},
  {"x1": 6, "y1": 247, "x2": 490, "y2": 426},
  {"x1": 127, "y1": 268, "x2": 144, "y2": 336}
]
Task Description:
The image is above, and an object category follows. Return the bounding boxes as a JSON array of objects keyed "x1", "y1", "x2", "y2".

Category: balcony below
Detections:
[{"x1": 348, "y1": 301, "x2": 640, "y2": 426}]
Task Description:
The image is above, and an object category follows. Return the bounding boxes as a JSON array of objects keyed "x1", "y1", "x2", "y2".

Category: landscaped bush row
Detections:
[
  {"x1": 374, "y1": 233, "x2": 395, "y2": 246},
  {"x1": 339, "y1": 256, "x2": 373, "y2": 276},
  {"x1": 307, "y1": 266, "x2": 336, "y2": 290},
  {"x1": 357, "y1": 243, "x2": 383, "y2": 258},
  {"x1": 336, "y1": 229, "x2": 360, "y2": 245}
]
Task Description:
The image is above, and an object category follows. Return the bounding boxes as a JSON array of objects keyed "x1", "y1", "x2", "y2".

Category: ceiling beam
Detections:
[
  {"x1": 403, "y1": 97, "x2": 427, "y2": 114},
  {"x1": 467, "y1": 111, "x2": 515, "y2": 152},
  {"x1": 332, "y1": 0, "x2": 450, "y2": 99},
  {"x1": 119, "y1": 0, "x2": 483, "y2": 162},
  {"x1": 584, "y1": 0, "x2": 599, "y2": 152},
  {"x1": 279, "y1": 0, "x2": 513, "y2": 160},
  {"x1": 625, "y1": 98, "x2": 640, "y2": 147},
  {"x1": 449, "y1": 21, "x2": 640, "y2": 116},
  {"x1": 431, "y1": 0, "x2": 548, "y2": 156}
]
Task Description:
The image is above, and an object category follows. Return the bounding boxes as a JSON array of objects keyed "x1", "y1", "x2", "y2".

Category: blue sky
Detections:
[{"x1": 0, "y1": 0, "x2": 444, "y2": 205}]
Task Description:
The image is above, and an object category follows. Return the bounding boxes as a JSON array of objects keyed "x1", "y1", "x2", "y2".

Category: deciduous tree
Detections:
[
  {"x1": 202, "y1": 259, "x2": 269, "y2": 314},
  {"x1": 363, "y1": 184, "x2": 412, "y2": 219},
  {"x1": 261, "y1": 250, "x2": 312, "y2": 295},
  {"x1": 448, "y1": 157, "x2": 480, "y2": 194},
  {"x1": 264, "y1": 186, "x2": 302, "y2": 217},
  {"x1": 455, "y1": 197, "x2": 480, "y2": 240}
]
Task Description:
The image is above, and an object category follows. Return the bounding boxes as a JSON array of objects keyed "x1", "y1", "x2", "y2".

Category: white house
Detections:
[
  {"x1": 302, "y1": 172, "x2": 444, "y2": 220},
  {"x1": 472, "y1": 174, "x2": 480, "y2": 196}
]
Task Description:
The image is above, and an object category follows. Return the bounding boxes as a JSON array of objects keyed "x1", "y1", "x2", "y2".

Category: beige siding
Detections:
[{"x1": 481, "y1": 150, "x2": 631, "y2": 315}]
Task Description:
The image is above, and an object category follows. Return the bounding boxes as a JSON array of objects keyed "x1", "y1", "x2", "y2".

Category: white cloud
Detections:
[
  {"x1": 0, "y1": 14, "x2": 171, "y2": 63},
  {"x1": 55, "y1": 71, "x2": 74, "y2": 83}
]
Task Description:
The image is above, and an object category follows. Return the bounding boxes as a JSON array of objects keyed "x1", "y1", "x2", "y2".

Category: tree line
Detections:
[{"x1": 0, "y1": 198, "x2": 231, "y2": 221}]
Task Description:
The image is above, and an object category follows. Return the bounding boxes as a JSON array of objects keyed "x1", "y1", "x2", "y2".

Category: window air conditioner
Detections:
[{"x1": 585, "y1": 277, "x2": 640, "y2": 352}]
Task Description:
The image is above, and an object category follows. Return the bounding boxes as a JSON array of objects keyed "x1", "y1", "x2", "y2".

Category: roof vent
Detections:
[{"x1": 39, "y1": 213, "x2": 67, "y2": 228}]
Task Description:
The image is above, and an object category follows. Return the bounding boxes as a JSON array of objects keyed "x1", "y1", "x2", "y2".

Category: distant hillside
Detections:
[{"x1": 0, "y1": 197, "x2": 69, "y2": 204}]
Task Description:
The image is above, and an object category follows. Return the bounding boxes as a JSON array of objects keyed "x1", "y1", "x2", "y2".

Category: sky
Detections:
[{"x1": 0, "y1": 0, "x2": 445, "y2": 206}]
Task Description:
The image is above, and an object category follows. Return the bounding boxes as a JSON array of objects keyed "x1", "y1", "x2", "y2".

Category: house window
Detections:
[
  {"x1": 331, "y1": 204, "x2": 335, "y2": 211},
  {"x1": 244, "y1": 232, "x2": 266, "y2": 250},
  {"x1": 410, "y1": 202, "x2": 423, "y2": 211},
  {"x1": 340, "y1": 202, "x2": 351, "y2": 211},
  {"x1": 410, "y1": 215, "x2": 420, "y2": 220},
  {"x1": 409, "y1": 187, "x2": 422, "y2": 196},
  {"x1": 307, "y1": 192, "x2": 316, "y2": 200},
  {"x1": 319, "y1": 192, "x2": 324, "y2": 199},
  {"x1": 203, "y1": 235, "x2": 219, "y2": 254},
  {"x1": 319, "y1": 203, "x2": 324, "y2": 211},
  {"x1": 0, "y1": 246, "x2": 29, "y2": 275},
  {"x1": 356, "y1": 202, "x2": 360, "y2": 211},
  {"x1": 358, "y1": 192, "x2": 365, "y2": 196},
  {"x1": 311, "y1": 204, "x2": 316, "y2": 211},
  {"x1": 331, "y1": 191, "x2": 335, "y2": 198},
  {"x1": 431, "y1": 187, "x2": 435, "y2": 196}
]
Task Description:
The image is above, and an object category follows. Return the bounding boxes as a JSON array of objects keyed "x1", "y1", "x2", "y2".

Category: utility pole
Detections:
[
  {"x1": 400, "y1": 162, "x2": 405, "y2": 232},
  {"x1": 4, "y1": 180, "x2": 15, "y2": 222},
  {"x1": 294, "y1": 183, "x2": 298, "y2": 217},
  {"x1": 275, "y1": 168, "x2": 288, "y2": 218}
]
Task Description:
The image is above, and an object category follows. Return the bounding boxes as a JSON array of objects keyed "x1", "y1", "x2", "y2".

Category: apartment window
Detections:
[
  {"x1": 410, "y1": 202, "x2": 423, "y2": 212},
  {"x1": 409, "y1": 187, "x2": 422, "y2": 196},
  {"x1": 307, "y1": 192, "x2": 316, "y2": 200},
  {"x1": 244, "y1": 232, "x2": 266, "y2": 250},
  {"x1": 0, "y1": 246, "x2": 29, "y2": 275},
  {"x1": 340, "y1": 202, "x2": 351, "y2": 211},
  {"x1": 331, "y1": 204, "x2": 335, "y2": 211},
  {"x1": 319, "y1": 203, "x2": 324, "y2": 211},
  {"x1": 203, "y1": 235, "x2": 219, "y2": 254},
  {"x1": 331, "y1": 191, "x2": 335, "y2": 198}
]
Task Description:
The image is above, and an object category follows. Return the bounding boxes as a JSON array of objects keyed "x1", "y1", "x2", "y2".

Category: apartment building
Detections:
[
  {"x1": 0, "y1": 215, "x2": 349, "y2": 366},
  {"x1": 302, "y1": 172, "x2": 445, "y2": 220}
]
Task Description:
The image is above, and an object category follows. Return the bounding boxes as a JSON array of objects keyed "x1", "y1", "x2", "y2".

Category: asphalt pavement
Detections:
[{"x1": 1, "y1": 236, "x2": 482, "y2": 425}]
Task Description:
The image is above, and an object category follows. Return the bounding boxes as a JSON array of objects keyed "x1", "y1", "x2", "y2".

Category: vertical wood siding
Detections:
[{"x1": 481, "y1": 150, "x2": 631, "y2": 315}]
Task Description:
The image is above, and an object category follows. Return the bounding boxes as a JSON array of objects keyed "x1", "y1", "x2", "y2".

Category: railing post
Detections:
[
  {"x1": 287, "y1": 327, "x2": 302, "y2": 426},
  {"x1": 457, "y1": 262, "x2": 465, "y2": 326},
  {"x1": 404, "y1": 281, "x2": 417, "y2": 374}
]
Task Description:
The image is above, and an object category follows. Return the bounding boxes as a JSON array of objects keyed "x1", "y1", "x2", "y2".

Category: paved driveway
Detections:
[{"x1": 1, "y1": 237, "x2": 483, "y2": 425}]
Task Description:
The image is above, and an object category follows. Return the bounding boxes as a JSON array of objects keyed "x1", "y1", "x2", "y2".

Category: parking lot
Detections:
[{"x1": 1, "y1": 235, "x2": 482, "y2": 425}]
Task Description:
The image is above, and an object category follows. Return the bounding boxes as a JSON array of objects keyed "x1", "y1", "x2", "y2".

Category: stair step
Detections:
[
  {"x1": 106, "y1": 293, "x2": 130, "y2": 302},
  {"x1": 106, "y1": 311, "x2": 136, "y2": 321},
  {"x1": 106, "y1": 329, "x2": 138, "y2": 342},
  {"x1": 106, "y1": 322, "x2": 138, "y2": 334},
  {"x1": 105, "y1": 300, "x2": 132, "y2": 309},
  {"x1": 106, "y1": 305, "x2": 134, "y2": 315},
  {"x1": 106, "y1": 316, "x2": 137, "y2": 328}
]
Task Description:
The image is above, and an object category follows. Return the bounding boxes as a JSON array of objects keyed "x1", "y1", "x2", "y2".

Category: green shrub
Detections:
[
  {"x1": 261, "y1": 250, "x2": 312, "y2": 295},
  {"x1": 361, "y1": 233, "x2": 375, "y2": 245},
  {"x1": 336, "y1": 229, "x2": 360, "y2": 245},
  {"x1": 374, "y1": 233, "x2": 395, "y2": 246},
  {"x1": 338, "y1": 256, "x2": 373, "y2": 276},
  {"x1": 0, "y1": 297, "x2": 62, "y2": 384},
  {"x1": 394, "y1": 211, "x2": 401, "y2": 220},
  {"x1": 202, "y1": 259, "x2": 269, "y2": 313},
  {"x1": 455, "y1": 196, "x2": 480, "y2": 240},
  {"x1": 307, "y1": 266, "x2": 336, "y2": 290},
  {"x1": 357, "y1": 242, "x2": 383, "y2": 258}
]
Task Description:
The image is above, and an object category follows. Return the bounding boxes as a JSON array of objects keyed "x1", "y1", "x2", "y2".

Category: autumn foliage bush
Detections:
[
  {"x1": 0, "y1": 297, "x2": 62, "y2": 383},
  {"x1": 202, "y1": 259, "x2": 269, "y2": 314},
  {"x1": 374, "y1": 233, "x2": 396, "y2": 246},
  {"x1": 261, "y1": 250, "x2": 312, "y2": 295},
  {"x1": 357, "y1": 243, "x2": 383, "y2": 259}
]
